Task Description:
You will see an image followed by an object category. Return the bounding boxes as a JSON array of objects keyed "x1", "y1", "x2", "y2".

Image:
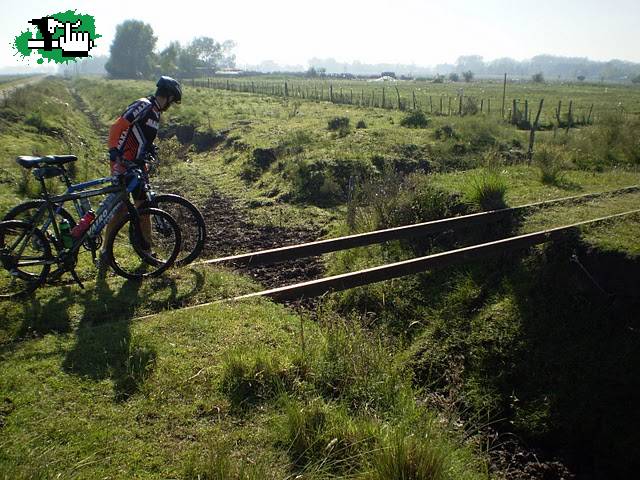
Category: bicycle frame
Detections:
[{"x1": 9, "y1": 179, "x2": 140, "y2": 265}]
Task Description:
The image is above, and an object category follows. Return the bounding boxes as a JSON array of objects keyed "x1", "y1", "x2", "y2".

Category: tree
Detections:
[
  {"x1": 105, "y1": 20, "x2": 157, "y2": 79},
  {"x1": 449, "y1": 72, "x2": 460, "y2": 82},
  {"x1": 176, "y1": 37, "x2": 236, "y2": 77},
  {"x1": 632, "y1": 74, "x2": 640, "y2": 84},
  {"x1": 532, "y1": 72, "x2": 545, "y2": 83},
  {"x1": 157, "y1": 41, "x2": 180, "y2": 77},
  {"x1": 577, "y1": 75, "x2": 586, "y2": 81},
  {"x1": 462, "y1": 70, "x2": 474, "y2": 82}
]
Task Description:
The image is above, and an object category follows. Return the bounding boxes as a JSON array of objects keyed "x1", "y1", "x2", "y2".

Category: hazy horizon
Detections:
[{"x1": 2, "y1": 0, "x2": 639, "y2": 72}]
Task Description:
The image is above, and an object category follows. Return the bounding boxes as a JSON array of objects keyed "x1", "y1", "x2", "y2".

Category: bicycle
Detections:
[
  {"x1": 0, "y1": 155, "x2": 182, "y2": 299},
  {"x1": 4, "y1": 151, "x2": 207, "y2": 267}
]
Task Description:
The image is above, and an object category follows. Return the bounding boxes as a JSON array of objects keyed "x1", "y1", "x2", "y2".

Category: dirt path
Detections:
[
  {"x1": 0, "y1": 75, "x2": 45, "y2": 105},
  {"x1": 189, "y1": 187, "x2": 325, "y2": 289}
]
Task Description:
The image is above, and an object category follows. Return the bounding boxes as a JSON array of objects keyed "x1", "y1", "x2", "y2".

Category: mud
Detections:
[{"x1": 195, "y1": 188, "x2": 325, "y2": 289}]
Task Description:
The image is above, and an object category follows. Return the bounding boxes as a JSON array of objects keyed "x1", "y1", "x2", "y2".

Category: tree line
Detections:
[{"x1": 104, "y1": 20, "x2": 236, "y2": 79}]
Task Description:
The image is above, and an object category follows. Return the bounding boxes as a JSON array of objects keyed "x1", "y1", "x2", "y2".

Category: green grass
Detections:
[
  {"x1": 0, "y1": 295, "x2": 491, "y2": 479},
  {"x1": 197, "y1": 75, "x2": 640, "y2": 124},
  {"x1": 2, "y1": 75, "x2": 640, "y2": 478}
]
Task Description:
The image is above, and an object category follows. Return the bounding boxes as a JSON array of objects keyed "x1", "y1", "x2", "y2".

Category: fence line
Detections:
[{"x1": 187, "y1": 77, "x2": 636, "y2": 124}]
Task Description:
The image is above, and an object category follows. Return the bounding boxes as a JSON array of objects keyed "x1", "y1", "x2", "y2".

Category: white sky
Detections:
[{"x1": 1, "y1": 0, "x2": 640, "y2": 70}]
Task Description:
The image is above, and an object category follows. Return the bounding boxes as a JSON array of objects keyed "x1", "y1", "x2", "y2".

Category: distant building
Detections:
[{"x1": 381, "y1": 71, "x2": 396, "y2": 78}]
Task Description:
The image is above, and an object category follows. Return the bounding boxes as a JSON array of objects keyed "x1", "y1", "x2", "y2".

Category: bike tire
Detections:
[
  {"x1": 0, "y1": 220, "x2": 52, "y2": 300},
  {"x1": 141, "y1": 194, "x2": 206, "y2": 266},
  {"x1": 106, "y1": 207, "x2": 181, "y2": 280},
  {"x1": 2, "y1": 199, "x2": 77, "y2": 281}
]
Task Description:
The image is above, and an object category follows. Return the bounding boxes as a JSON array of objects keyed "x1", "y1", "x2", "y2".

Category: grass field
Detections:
[
  {"x1": 0, "y1": 75, "x2": 639, "y2": 478},
  {"x1": 198, "y1": 75, "x2": 640, "y2": 124}
]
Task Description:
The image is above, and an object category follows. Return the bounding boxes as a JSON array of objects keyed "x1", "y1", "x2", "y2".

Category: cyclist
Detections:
[{"x1": 98, "y1": 76, "x2": 182, "y2": 269}]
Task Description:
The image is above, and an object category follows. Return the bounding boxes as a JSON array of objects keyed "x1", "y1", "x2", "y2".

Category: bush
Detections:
[
  {"x1": 356, "y1": 119, "x2": 367, "y2": 129},
  {"x1": 449, "y1": 73, "x2": 460, "y2": 82},
  {"x1": 434, "y1": 125, "x2": 458, "y2": 140},
  {"x1": 632, "y1": 74, "x2": 640, "y2": 84},
  {"x1": 285, "y1": 158, "x2": 375, "y2": 206},
  {"x1": 461, "y1": 97, "x2": 479, "y2": 116},
  {"x1": 328, "y1": 116, "x2": 350, "y2": 135},
  {"x1": 462, "y1": 70, "x2": 474, "y2": 82},
  {"x1": 532, "y1": 72, "x2": 545, "y2": 83},
  {"x1": 276, "y1": 130, "x2": 314, "y2": 156},
  {"x1": 284, "y1": 159, "x2": 342, "y2": 205},
  {"x1": 400, "y1": 111, "x2": 429, "y2": 128},
  {"x1": 535, "y1": 145, "x2": 566, "y2": 185},
  {"x1": 464, "y1": 169, "x2": 508, "y2": 211}
]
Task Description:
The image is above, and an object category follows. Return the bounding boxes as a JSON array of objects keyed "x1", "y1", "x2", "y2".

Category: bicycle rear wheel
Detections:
[
  {"x1": 3, "y1": 199, "x2": 80, "y2": 281},
  {"x1": 0, "y1": 220, "x2": 52, "y2": 299},
  {"x1": 142, "y1": 194, "x2": 206, "y2": 266},
  {"x1": 106, "y1": 207, "x2": 181, "y2": 280}
]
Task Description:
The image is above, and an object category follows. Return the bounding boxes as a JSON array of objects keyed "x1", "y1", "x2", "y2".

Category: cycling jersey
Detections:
[{"x1": 108, "y1": 96, "x2": 161, "y2": 170}]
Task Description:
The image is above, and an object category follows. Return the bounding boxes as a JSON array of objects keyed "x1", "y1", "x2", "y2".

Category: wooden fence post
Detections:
[
  {"x1": 567, "y1": 100, "x2": 573, "y2": 131},
  {"x1": 395, "y1": 86, "x2": 402, "y2": 110},
  {"x1": 330, "y1": 84, "x2": 334, "y2": 103},
  {"x1": 382, "y1": 87, "x2": 385, "y2": 108},
  {"x1": 528, "y1": 99, "x2": 545, "y2": 162},
  {"x1": 501, "y1": 73, "x2": 507, "y2": 118},
  {"x1": 412, "y1": 90, "x2": 416, "y2": 110},
  {"x1": 429, "y1": 95, "x2": 433, "y2": 113}
]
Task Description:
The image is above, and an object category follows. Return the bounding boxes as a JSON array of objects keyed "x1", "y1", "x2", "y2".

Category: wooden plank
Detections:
[
  {"x1": 197, "y1": 186, "x2": 640, "y2": 268},
  {"x1": 233, "y1": 210, "x2": 640, "y2": 302}
]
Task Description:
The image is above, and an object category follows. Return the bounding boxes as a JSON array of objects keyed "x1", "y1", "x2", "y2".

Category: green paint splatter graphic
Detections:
[{"x1": 13, "y1": 10, "x2": 101, "y2": 64}]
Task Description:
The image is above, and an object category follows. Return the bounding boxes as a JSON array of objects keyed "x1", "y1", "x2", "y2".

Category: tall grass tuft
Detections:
[
  {"x1": 278, "y1": 397, "x2": 376, "y2": 475},
  {"x1": 535, "y1": 145, "x2": 566, "y2": 185},
  {"x1": 464, "y1": 169, "x2": 508, "y2": 211},
  {"x1": 183, "y1": 438, "x2": 266, "y2": 479},
  {"x1": 371, "y1": 431, "x2": 449, "y2": 480},
  {"x1": 311, "y1": 317, "x2": 411, "y2": 412},
  {"x1": 220, "y1": 350, "x2": 295, "y2": 408}
]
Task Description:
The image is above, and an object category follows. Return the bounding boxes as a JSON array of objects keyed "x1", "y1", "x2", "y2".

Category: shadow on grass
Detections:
[
  {"x1": 503, "y1": 238, "x2": 640, "y2": 479},
  {"x1": 62, "y1": 275, "x2": 152, "y2": 401},
  {"x1": 61, "y1": 268, "x2": 207, "y2": 401},
  {"x1": 14, "y1": 285, "x2": 77, "y2": 339}
]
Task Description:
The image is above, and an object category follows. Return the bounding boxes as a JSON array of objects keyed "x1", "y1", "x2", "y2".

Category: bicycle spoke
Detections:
[{"x1": 0, "y1": 221, "x2": 51, "y2": 299}]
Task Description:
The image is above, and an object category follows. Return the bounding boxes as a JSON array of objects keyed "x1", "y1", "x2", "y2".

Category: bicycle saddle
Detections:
[{"x1": 16, "y1": 155, "x2": 78, "y2": 169}]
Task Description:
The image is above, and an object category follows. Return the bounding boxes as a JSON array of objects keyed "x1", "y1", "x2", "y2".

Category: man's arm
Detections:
[{"x1": 108, "y1": 117, "x2": 131, "y2": 161}]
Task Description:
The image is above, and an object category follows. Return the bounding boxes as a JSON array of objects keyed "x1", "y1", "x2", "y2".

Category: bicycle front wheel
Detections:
[
  {"x1": 142, "y1": 194, "x2": 206, "y2": 266},
  {"x1": 0, "y1": 220, "x2": 52, "y2": 299},
  {"x1": 106, "y1": 207, "x2": 181, "y2": 280}
]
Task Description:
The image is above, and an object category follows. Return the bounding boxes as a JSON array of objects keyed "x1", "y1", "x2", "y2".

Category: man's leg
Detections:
[{"x1": 135, "y1": 199, "x2": 152, "y2": 251}]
